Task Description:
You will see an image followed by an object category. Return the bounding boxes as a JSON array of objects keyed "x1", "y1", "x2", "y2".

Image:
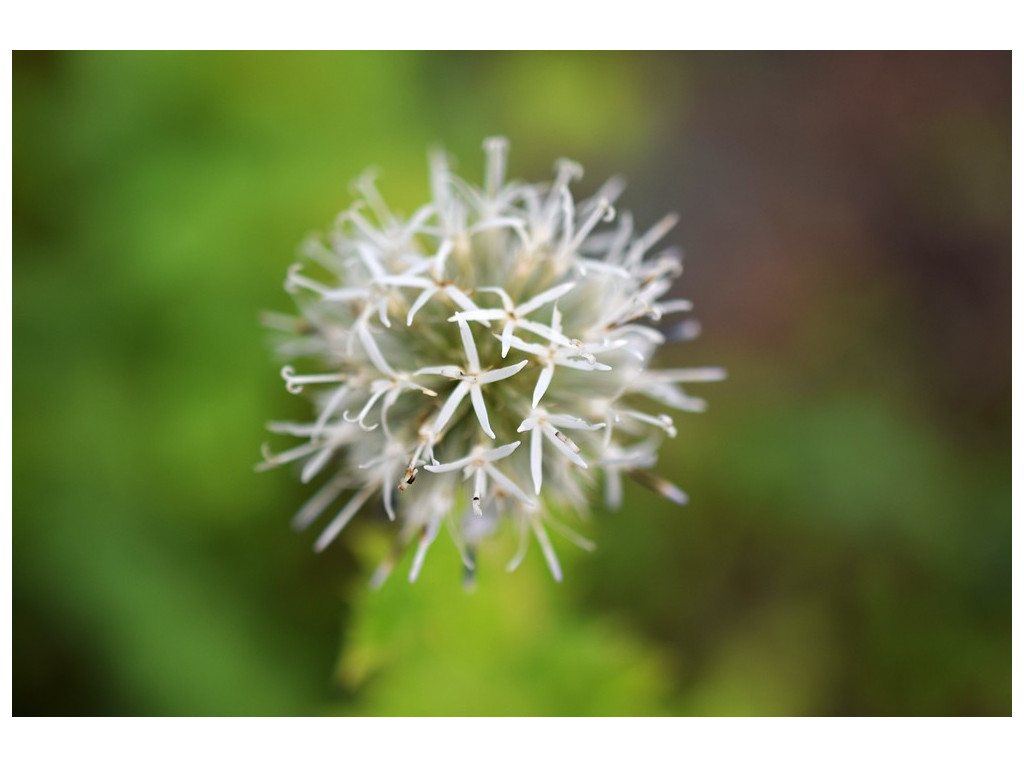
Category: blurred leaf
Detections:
[{"x1": 331, "y1": 530, "x2": 678, "y2": 716}]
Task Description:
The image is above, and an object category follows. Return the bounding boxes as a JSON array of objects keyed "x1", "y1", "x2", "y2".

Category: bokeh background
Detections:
[{"x1": 13, "y1": 51, "x2": 1010, "y2": 716}]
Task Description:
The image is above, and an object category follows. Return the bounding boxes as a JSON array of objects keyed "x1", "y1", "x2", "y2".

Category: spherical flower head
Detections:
[{"x1": 261, "y1": 138, "x2": 724, "y2": 586}]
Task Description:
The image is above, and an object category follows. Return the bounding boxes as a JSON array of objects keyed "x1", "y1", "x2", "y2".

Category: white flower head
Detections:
[{"x1": 263, "y1": 138, "x2": 724, "y2": 586}]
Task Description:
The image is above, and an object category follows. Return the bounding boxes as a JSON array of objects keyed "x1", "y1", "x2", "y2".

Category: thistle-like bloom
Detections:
[{"x1": 261, "y1": 138, "x2": 724, "y2": 585}]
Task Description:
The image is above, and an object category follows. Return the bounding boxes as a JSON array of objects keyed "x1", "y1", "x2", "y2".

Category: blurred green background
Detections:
[{"x1": 13, "y1": 51, "x2": 1010, "y2": 716}]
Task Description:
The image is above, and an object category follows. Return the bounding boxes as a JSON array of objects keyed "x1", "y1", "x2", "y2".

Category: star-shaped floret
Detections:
[
  {"x1": 516, "y1": 410, "x2": 605, "y2": 494},
  {"x1": 501, "y1": 304, "x2": 624, "y2": 408},
  {"x1": 423, "y1": 441, "x2": 533, "y2": 515},
  {"x1": 416, "y1": 317, "x2": 527, "y2": 440},
  {"x1": 451, "y1": 282, "x2": 577, "y2": 357}
]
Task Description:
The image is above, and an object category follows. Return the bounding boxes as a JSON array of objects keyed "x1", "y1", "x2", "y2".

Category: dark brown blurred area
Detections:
[
  {"x1": 574, "y1": 51, "x2": 1010, "y2": 715},
  {"x1": 675, "y1": 52, "x2": 1010, "y2": 434}
]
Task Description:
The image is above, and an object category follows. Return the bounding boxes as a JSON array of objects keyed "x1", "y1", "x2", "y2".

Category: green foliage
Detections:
[{"x1": 331, "y1": 531, "x2": 678, "y2": 717}]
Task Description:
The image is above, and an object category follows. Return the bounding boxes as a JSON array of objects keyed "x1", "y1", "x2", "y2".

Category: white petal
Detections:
[
  {"x1": 506, "y1": 514, "x2": 530, "y2": 572},
  {"x1": 564, "y1": 200, "x2": 611, "y2": 254},
  {"x1": 501, "y1": 334, "x2": 548, "y2": 357},
  {"x1": 656, "y1": 298, "x2": 693, "y2": 315},
  {"x1": 532, "y1": 364, "x2": 554, "y2": 408},
  {"x1": 377, "y1": 274, "x2": 432, "y2": 288},
  {"x1": 649, "y1": 367, "x2": 728, "y2": 383},
  {"x1": 517, "y1": 417, "x2": 537, "y2": 432},
  {"x1": 479, "y1": 440, "x2": 521, "y2": 463},
  {"x1": 450, "y1": 308, "x2": 506, "y2": 323},
  {"x1": 516, "y1": 281, "x2": 577, "y2": 316},
  {"x1": 500, "y1": 321, "x2": 515, "y2": 358},
  {"x1": 429, "y1": 380, "x2": 470, "y2": 436},
  {"x1": 422, "y1": 449, "x2": 477, "y2": 474},
  {"x1": 469, "y1": 216, "x2": 530, "y2": 247},
  {"x1": 471, "y1": 468, "x2": 487, "y2": 515},
  {"x1": 381, "y1": 467, "x2": 396, "y2": 521},
  {"x1": 414, "y1": 365, "x2": 463, "y2": 377},
  {"x1": 456, "y1": 316, "x2": 480, "y2": 372},
  {"x1": 516, "y1": 319, "x2": 573, "y2": 347},
  {"x1": 301, "y1": 445, "x2": 335, "y2": 484},
  {"x1": 475, "y1": 285, "x2": 515, "y2": 312},
  {"x1": 555, "y1": 358, "x2": 611, "y2": 371},
  {"x1": 320, "y1": 287, "x2": 372, "y2": 302},
  {"x1": 545, "y1": 516, "x2": 596, "y2": 552},
  {"x1": 550, "y1": 304, "x2": 562, "y2": 337},
  {"x1": 573, "y1": 258, "x2": 631, "y2": 279},
  {"x1": 356, "y1": 322, "x2": 395, "y2": 376},
  {"x1": 443, "y1": 286, "x2": 486, "y2": 323},
  {"x1": 605, "y1": 469, "x2": 623, "y2": 509},
  {"x1": 406, "y1": 286, "x2": 438, "y2": 325},
  {"x1": 469, "y1": 385, "x2": 495, "y2": 439},
  {"x1": 528, "y1": 514, "x2": 563, "y2": 582},
  {"x1": 409, "y1": 516, "x2": 442, "y2": 582},
  {"x1": 291, "y1": 476, "x2": 346, "y2": 531},
  {"x1": 477, "y1": 359, "x2": 528, "y2": 384},
  {"x1": 530, "y1": 425, "x2": 543, "y2": 495},
  {"x1": 256, "y1": 439, "x2": 322, "y2": 471},
  {"x1": 313, "y1": 486, "x2": 376, "y2": 552},
  {"x1": 619, "y1": 408, "x2": 678, "y2": 435},
  {"x1": 544, "y1": 425, "x2": 588, "y2": 468},
  {"x1": 545, "y1": 413, "x2": 604, "y2": 430},
  {"x1": 484, "y1": 464, "x2": 534, "y2": 507},
  {"x1": 312, "y1": 384, "x2": 351, "y2": 438},
  {"x1": 627, "y1": 212, "x2": 679, "y2": 265}
]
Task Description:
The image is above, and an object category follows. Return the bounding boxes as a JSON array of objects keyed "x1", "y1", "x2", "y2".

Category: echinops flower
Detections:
[{"x1": 261, "y1": 138, "x2": 724, "y2": 586}]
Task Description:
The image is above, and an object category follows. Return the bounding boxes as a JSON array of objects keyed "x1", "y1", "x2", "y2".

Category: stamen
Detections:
[
  {"x1": 554, "y1": 430, "x2": 581, "y2": 455},
  {"x1": 472, "y1": 467, "x2": 486, "y2": 515},
  {"x1": 398, "y1": 466, "x2": 418, "y2": 491}
]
